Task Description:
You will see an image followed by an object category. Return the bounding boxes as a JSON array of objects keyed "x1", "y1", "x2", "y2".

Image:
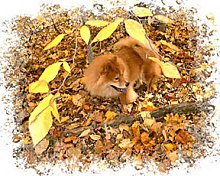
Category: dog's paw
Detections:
[{"x1": 126, "y1": 90, "x2": 138, "y2": 104}]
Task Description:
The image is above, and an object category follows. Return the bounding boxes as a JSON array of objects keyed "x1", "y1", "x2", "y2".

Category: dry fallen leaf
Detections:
[
  {"x1": 34, "y1": 138, "x2": 49, "y2": 155},
  {"x1": 79, "y1": 129, "x2": 91, "y2": 138},
  {"x1": 167, "y1": 151, "x2": 179, "y2": 162},
  {"x1": 90, "y1": 134, "x2": 101, "y2": 140},
  {"x1": 143, "y1": 118, "x2": 155, "y2": 127},
  {"x1": 134, "y1": 153, "x2": 143, "y2": 169},
  {"x1": 119, "y1": 124, "x2": 130, "y2": 132},
  {"x1": 105, "y1": 111, "x2": 117, "y2": 122},
  {"x1": 85, "y1": 20, "x2": 109, "y2": 27},
  {"x1": 118, "y1": 139, "x2": 133, "y2": 149},
  {"x1": 164, "y1": 143, "x2": 176, "y2": 151},
  {"x1": 159, "y1": 40, "x2": 180, "y2": 52}
]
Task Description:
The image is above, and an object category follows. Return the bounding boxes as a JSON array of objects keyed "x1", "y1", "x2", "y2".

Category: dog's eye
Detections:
[
  {"x1": 135, "y1": 44, "x2": 140, "y2": 47},
  {"x1": 114, "y1": 77, "x2": 119, "y2": 81}
]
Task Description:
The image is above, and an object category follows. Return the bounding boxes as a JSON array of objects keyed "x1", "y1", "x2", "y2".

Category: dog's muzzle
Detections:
[{"x1": 110, "y1": 85, "x2": 127, "y2": 93}]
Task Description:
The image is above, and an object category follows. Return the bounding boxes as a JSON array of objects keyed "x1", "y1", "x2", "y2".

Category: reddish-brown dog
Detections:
[{"x1": 84, "y1": 37, "x2": 162, "y2": 104}]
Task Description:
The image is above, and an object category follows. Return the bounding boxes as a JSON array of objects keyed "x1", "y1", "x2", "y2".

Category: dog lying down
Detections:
[{"x1": 84, "y1": 37, "x2": 162, "y2": 104}]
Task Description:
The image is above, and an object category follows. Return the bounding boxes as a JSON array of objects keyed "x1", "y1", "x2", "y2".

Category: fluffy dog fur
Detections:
[{"x1": 84, "y1": 37, "x2": 162, "y2": 104}]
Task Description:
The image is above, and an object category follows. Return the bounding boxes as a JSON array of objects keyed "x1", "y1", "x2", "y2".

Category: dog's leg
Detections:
[{"x1": 145, "y1": 75, "x2": 160, "y2": 91}]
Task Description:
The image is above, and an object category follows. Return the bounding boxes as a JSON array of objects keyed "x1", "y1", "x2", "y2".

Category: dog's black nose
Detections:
[{"x1": 125, "y1": 82, "x2": 130, "y2": 87}]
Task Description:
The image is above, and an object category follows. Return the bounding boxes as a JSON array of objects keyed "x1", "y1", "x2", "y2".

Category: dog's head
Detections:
[{"x1": 99, "y1": 56, "x2": 129, "y2": 95}]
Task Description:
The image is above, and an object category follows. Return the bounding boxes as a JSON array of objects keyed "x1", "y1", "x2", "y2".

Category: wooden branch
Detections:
[{"x1": 63, "y1": 100, "x2": 215, "y2": 136}]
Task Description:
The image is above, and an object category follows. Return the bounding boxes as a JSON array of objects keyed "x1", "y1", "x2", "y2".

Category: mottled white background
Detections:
[{"x1": 0, "y1": 0, "x2": 219, "y2": 175}]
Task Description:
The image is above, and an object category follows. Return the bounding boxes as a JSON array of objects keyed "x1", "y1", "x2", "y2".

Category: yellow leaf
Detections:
[
  {"x1": 160, "y1": 40, "x2": 180, "y2": 51},
  {"x1": 155, "y1": 15, "x2": 173, "y2": 23},
  {"x1": 59, "y1": 58, "x2": 67, "y2": 62},
  {"x1": 72, "y1": 94, "x2": 84, "y2": 106},
  {"x1": 124, "y1": 19, "x2": 149, "y2": 47},
  {"x1": 44, "y1": 34, "x2": 66, "y2": 50},
  {"x1": 133, "y1": 7, "x2": 153, "y2": 17},
  {"x1": 65, "y1": 29, "x2": 74, "y2": 34},
  {"x1": 139, "y1": 111, "x2": 151, "y2": 119},
  {"x1": 119, "y1": 124, "x2": 130, "y2": 132},
  {"x1": 90, "y1": 134, "x2": 101, "y2": 140},
  {"x1": 164, "y1": 143, "x2": 175, "y2": 151},
  {"x1": 51, "y1": 100, "x2": 60, "y2": 122},
  {"x1": 148, "y1": 57, "x2": 161, "y2": 65},
  {"x1": 62, "y1": 62, "x2": 71, "y2": 73},
  {"x1": 105, "y1": 111, "x2": 117, "y2": 122},
  {"x1": 29, "y1": 80, "x2": 49, "y2": 93},
  {"x1": 80, "y1": 25, "x2": 90, "y2": 45},
  {"x1": 85, "y1": 20, "x2": 109, "y2": 27},
  {"x1": 61, "y1": 116, "x2": 70, "y2": 123},
  {"x1": 91, "y1": 18, "x2": 123, "y2": 44},
  {"x1": 144, "y1": 118, "x2": 155, "y2": 127},
  {"x1": 79, "y1": 129, "x2": 91, "y2": 138},
  {"x1": 160, "y1": 62, "x2": 181, "y2": 78},
  {"x1": 29, "y1": 94, "x2": 53, "y2": 145},
  {"x1": 39, "y1": 62, "x2": 62, "y2": 82},
  {"x1": 148, "y1": 57, "x2": 181, "y2": 79},
  {"x1": 118, "y1": 139, "x2": 133, "y2": 149}
]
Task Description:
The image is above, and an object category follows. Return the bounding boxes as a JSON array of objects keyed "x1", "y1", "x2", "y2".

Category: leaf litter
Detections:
[{"x1": 0, "y1": 1, "x2": 219, "y2": 175}]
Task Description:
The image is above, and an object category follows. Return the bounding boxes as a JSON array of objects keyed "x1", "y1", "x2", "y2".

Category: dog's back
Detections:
[{"x1": 115, "y1": 37, "x2": 162, "y2": 91}]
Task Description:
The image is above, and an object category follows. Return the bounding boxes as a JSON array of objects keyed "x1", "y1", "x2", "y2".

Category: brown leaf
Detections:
[
  {"x1": 105, "y1": 111, "x2": 117, "y2": 122},
  {"x1": 63, "y1": 135, "x2": 77, "y2": 143},
  {"x1": 118, "y1": 139, "x2": 133, "y2": 149},
  {"x1": 141, "y1": 132, "x2": 150, "y2": 145},
  {"x1": 132, "y1": 121, "x2": 141, "y2": 139},
  {"x1": 90, "y1": 134, "x2": 101, "y2": 140},
  {"x1": 34, "y1": 138, "x2": 49, "y2": 155},
  {"x1": 79, "y1": 129, "x2": 91, "y2": 138},
  {"x1": 134, "y1": 153, "x2": 143, "y2": 169},
  {"x1": 167, "y1": 151, "x2": 179, "y2": 162},
  {"x1": 94, "y1": 140, "x2": 104, "y2": 154},
  {"x1": 175, "y1": 130, "x2": 193, "y2": 144}
]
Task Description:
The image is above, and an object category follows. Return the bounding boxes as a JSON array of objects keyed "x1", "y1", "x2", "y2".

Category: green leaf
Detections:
[
  {"x1": 44, "y1": 34, "x2": 66, "y2": 50},
  {"x1": 39, "y1": 62, "x2": 62, "y2": 83},
  {"x1": 80, "y1": 25, "x2": 90, "y2": 45},
  {"x1": 91, "y1": 18, "x2": 123, "y2": 44}
]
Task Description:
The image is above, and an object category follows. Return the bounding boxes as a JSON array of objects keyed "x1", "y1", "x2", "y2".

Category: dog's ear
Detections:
[{"x1": 101, "y1": 56, "x2": 117, "y2": 74}]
